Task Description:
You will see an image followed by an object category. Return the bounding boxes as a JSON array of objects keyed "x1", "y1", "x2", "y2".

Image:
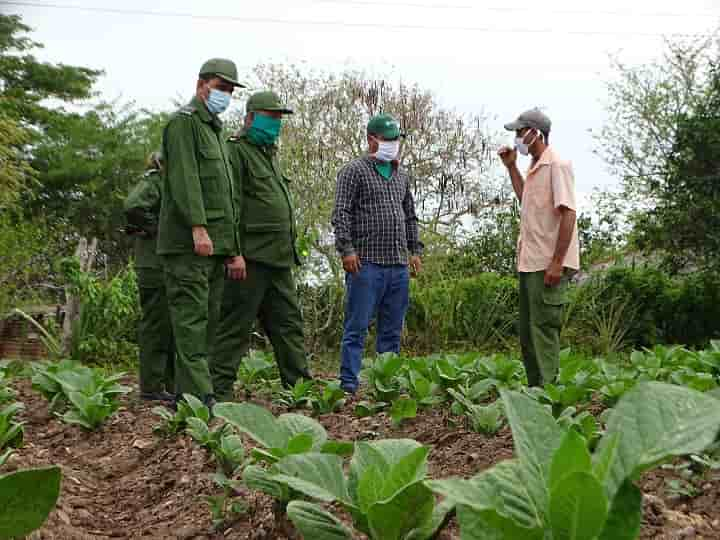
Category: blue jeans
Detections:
[{"x1": 339, "y1": 263, "x2": 410, "y2": 392}]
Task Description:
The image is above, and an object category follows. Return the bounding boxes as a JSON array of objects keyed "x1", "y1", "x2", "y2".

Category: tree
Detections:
[
  {"x1": 0, "y1": 113, "x2": 35, "y2": 209},
  {"x1": 28, "y1": 105, "x2": 169, "y2": 265},
  {"x1": 595, "y1": 32, "x2": 720, "y2": 271},
  {"x1": 0, "y1": 14, "x2": 101, "y2": 127}
]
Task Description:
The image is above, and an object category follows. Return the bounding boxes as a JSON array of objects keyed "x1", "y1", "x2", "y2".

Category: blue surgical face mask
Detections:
[
  {"x1": 247, "y1": 114, "x2": 282, "y2": 146},
  {"x1": 206, "y1": 88, "x2": 231, "y2": 115}
]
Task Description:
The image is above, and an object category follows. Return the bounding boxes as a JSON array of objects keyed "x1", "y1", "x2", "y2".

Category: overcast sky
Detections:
[{"x1": 6, "y1": 0, "x2": 720, "y2": 210}]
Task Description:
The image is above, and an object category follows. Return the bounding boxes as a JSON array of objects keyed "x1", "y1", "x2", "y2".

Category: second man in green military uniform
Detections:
[{"x1": 211, "y1": 91, "x2": 311, "y2": 402}]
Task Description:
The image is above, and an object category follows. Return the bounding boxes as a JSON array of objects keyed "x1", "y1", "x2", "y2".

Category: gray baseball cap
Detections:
[{"x1": 504, "y1": 108, "x2": 552, "y2": 133}]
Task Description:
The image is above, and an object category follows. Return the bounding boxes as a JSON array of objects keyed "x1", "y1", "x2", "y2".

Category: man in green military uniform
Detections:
[
  {"x1": 158, "y1": 59, "x2": 247, "y2": 404},
  {"x1": 211, "y1": 91, "x2": 311, "y2": 402},
  {"x1": 123, "y1": 151, "x2": 174, "y2": 401}
]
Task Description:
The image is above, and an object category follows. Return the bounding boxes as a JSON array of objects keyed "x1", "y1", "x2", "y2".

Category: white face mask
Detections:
[
  {"x1": 373, "y1": 139, "x2": 400, "y2": 162},
  {"x1": 514, "y1": 130, "x2": 538, "y2": 156}
]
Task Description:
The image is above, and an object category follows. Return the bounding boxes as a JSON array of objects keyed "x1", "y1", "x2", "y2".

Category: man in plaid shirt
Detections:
[{"x1": 331, "y1": 113, "x2": 423, "y2": 394}]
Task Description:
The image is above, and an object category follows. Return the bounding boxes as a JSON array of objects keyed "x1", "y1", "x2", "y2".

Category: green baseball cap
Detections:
[
  {"x1": 367, "y1": 114, "x2": 404, "y2": 140},
  {"x1": 246, "y1": 91, "x2": 294, "y2": 114},
  {"x1": 199, "y1": 58, "x2": 245, "y2": 88},
  {"x1": 504, "y1": 108, "x2": 551, "y2": 133}
]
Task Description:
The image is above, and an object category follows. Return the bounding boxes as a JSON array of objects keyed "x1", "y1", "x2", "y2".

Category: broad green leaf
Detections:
[
  {"x1": 549, "y1": 472, "x2": 607, "y2": 540},
  {"x1": 61, "y1": 408, "x2": 93, "y2": 430},
  {"x1": 274, "y1": 452, "x2": 353, "y2": 505},
  {"x1": 379, "y1": 446, "x2": 429, "y2": 502},
  {"x1": 0, "y1": 466, "x2": 61, "y2": 538},
  {"x1": 213, "y1": 402, "x2": 289, "y2": 449},
  {"x1": 597, "y1": 480, "x2": 642, "y2": 540},
  {"x1": 277, "y1": 412, "x2": 328, "y2": 450},
  {"x1": 185, "y1": 417, "x2": 210, "y2": 442},
  {"x1": 595, "y1": 382, "x2": 720, "y2": 501},
  {"x1": 181, "y1": 394, "x2": 210, "y2": 422},
  {"x1": 242, "y1": 465, "x2": 288, "y2": 500},
  {"x1": 357, "y1": 464, "x2": 386, "y2": 512},
  {"x1": 390, "y1": 397, "x2": 418, "y2": 426},
  {"x1": 428, "y1": 460, "x2": 540, "y2": 529},
  {"x1": 320, "y1": 440, "x2": 355, "y2": 457},
  {"x1": 456, "y1": 504, "x2": 543, "y2": 540},
  {"x1": 549, "y1": 429, "x2": 592, "y2": 491},
  {"x1": 349, "y1": 439, "x2": 423, "y2": 501},
  {"x1": 367, "y1": 481, "x2": 435, "y2": 540},
  {"x1": 286, "y1": 433, "x2": 314, "y2": 455},
  {"x1": 287, "y1": 501, "x2": 353, "y2": 540},
  {"x1": 500, "y1": 389, "x2": 564, "y2": 523},
  {"x1": 405, "y1": 497, "x2": 455, "y2": 540}
]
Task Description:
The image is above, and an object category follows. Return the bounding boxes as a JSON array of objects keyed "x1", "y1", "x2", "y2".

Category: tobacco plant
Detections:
[
  {"x1": 154, "y1": 393, "x2": 210, "y2": 435},
  {"x1": 274, "y1": 439, "x2": 453, "y2": 540},
  {"x1": 429, "y1": 382, "x2": 720, "y2": 540}
]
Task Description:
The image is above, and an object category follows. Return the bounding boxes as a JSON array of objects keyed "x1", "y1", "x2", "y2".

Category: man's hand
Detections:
[
  {"x1": 498, "y1": 146, "x2": 517, "y2": 169},
  {"x1": 342, "y1": 254, "x2": 361, "y2": 274},
  {"x1": 192, "y1": 226, "x2": 213, "y2": 257},
  {"x1": 544, "y1": 260, "x2": 564, "y2": 287},
  {"x1": 409, "y1": 255, "x2": 422, "y2": 277},
  {"x1": 226, "y1": 255, "x2": 247, "y2": 281}
]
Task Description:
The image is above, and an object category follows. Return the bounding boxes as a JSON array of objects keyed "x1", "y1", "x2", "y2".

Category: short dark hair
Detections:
[{"x1": 541, "y1": 130, "x2": 550, "y2": 144}]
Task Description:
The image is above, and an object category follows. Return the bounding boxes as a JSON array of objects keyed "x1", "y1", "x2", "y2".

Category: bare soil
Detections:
[{"x1": 6, "y1": 376, "x2": 720, "y2": 539}]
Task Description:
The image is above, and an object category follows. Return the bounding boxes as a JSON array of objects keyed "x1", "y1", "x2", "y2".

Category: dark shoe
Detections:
[
  {"x1": 140, "y1": 391, "x2": 175, "y2": 403},
  {"x1": 203, "y1": 394, "x2": 217, "y2": 411}
]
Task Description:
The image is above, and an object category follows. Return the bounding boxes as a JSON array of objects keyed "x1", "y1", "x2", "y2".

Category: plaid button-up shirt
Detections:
[{"x1": 331, "y1": 156, "x2": 423, "y2": 266}]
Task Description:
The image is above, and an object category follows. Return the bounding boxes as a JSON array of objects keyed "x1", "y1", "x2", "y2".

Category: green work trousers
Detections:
[
  {"x1": 518, "y1": 270, "x2": 569, "y2": 387},
  {"x1": 163, "y1": 253, "x2": 226, "y2": 399},
  {"x1": 137, "y1": 267, "x2": 175, "y2": 393},
  {"x1": 211, "y1": 260, "x2": 311, "y2": 402}
]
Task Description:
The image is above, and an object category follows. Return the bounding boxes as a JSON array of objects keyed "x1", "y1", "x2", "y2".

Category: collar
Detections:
[
  {"x1": 190, "y1": 96, "x2": 222, "y2": 130},
  {"x1": 364, "y1": 155, "x2": 400, "y2": 169},
  {"x1": 527, "y1": 146, "x2": 554, "y2": 176}
]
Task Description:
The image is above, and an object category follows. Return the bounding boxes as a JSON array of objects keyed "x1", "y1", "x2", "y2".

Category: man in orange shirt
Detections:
[{"x1": 498, "y1": 109, "x2": 580, "y2": 386}]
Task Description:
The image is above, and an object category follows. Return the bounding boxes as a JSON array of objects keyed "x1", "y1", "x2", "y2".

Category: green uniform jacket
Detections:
[
  {"x1": 228, "y1": 132, "x2": 300, "y2": 268},
  {"x1": 123, "y1": 169, "x2": 163, "y2": 269},
  {"x1": 157, "y1": 97, "x2": 239, "y2": 256}
]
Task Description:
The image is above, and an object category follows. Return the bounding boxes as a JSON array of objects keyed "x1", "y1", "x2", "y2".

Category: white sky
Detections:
[{"x1": 6, "y1": 0, "x2": 720, "y2": 212}]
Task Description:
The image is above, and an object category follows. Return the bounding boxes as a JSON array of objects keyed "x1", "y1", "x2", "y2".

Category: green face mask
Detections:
[{"x1": 247, "y1": 114, "x2": 282, "y2": 146}]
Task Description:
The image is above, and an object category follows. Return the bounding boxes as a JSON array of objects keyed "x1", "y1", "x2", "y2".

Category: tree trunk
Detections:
[{"x1": 61, "y1": 237, "x2": 97, "y2": 356}]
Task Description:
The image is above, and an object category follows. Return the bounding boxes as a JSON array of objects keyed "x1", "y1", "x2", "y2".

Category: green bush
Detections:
[
  {"x1": 570, "y1": 266, "x2": 720, "y2": 350},
  {"x1": 406, "y1": 273, "x2": 518, "y2": 352},
  {"x1": 64, "y1": 259, "x2": 140, "y2": 366}
]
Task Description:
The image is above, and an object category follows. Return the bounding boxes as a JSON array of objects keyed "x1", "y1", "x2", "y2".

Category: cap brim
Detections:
[
  {"x1": 253, "y1": 107, "x2": 294, "y2": 114},
  {"x1": 504, "y1": 120, "x2": 527, "y2": 131},
  {"x1": 217, "y1": 75, "x2": 246, "y2": 88}
]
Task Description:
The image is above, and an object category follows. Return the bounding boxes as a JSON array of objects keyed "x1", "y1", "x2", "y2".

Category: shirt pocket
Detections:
[
  {"x1": 198, "y1": 146, "x2": 225, "y2": 213},
  {"x1": 524, "y1": 173, "x2": 553, "y2": 210}
]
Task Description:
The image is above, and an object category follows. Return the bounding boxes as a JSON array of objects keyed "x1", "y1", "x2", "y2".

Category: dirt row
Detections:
[{"x1": 5, "y1": 377, "x2": 720, "y2": 539}]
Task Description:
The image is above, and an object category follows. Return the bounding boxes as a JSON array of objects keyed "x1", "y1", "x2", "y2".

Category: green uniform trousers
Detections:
[
  {"x1": 211, "y1": 260, "x2": 310, "y2": 402},
  {"x1": 137, "y1": 267, "x2": 175, "y2": 393},
  {"x1": 518, "y1": 271, "x2": 569, "y2": 387},
  {"x1": 164, "y1": 253, "x2": 226, "y2": 399}
]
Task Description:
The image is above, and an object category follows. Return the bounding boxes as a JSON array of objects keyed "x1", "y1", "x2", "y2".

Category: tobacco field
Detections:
[{"x1": 4, "y1": 345, "x2": 720, "y2": 539}]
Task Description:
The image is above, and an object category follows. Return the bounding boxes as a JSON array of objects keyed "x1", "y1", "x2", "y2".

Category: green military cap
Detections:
[
  {"x1": 199, "y1": 58, "x2": 245, "y2": 88},
  {"x1": 246, "y1": 91, "x2": 294, "y2": 114},
  {"x1": 504, "y1": 108, "x2": 552, "y2": 133},
  {"x1": 367, "y1": 113, "x2": 404, "y2": 139}
]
